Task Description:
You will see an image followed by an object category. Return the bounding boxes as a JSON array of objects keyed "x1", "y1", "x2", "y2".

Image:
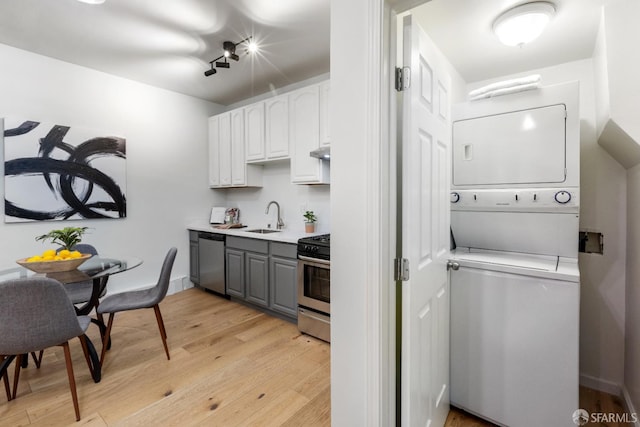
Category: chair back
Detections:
[
  {"x1": 149, "y1": 247, "x2": 177, "y2": 305},
  {"x1": 71, "y1": 244, "x2": 98, "y2": 255},
  {"x1": 0, "y1": 278, "x2": 84, "y2": 355}
]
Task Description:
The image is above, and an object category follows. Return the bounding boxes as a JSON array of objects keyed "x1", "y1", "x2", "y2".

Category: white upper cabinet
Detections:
[
  {"x1": 208, "y1": 79, "x2": 329, "y2": 188},
  {"x1": 245, "y1": 102, "x2": 266, "y2": 162},
  {"x1": 290, "y1": 84, "x2": 329, "y2": 184},
  {"x1": 208, "y1": 115, "x2": 220, "y2": 188},
  {"x1": 265, "y1": 94, "x2": 290, "y2": 160},
  {"x1": 319, "y1": 80, "x2": 331, "y2": 147},
  {"x1": 230, "y1": 108, "x2": 246, "y2": 186},
  {"x1": 218, "y1": 112, "x2": 232, "y2": 187},
  {"x1": 209, "y1": 108, "x2": 262, "y2": 188}
]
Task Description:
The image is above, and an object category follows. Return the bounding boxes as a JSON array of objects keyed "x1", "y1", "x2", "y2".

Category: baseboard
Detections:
[
  {"x1": 622, "y1": 386, "x2": 640, "y2": 427},
  {"x1": 167, "y1": 275, "x2": 189, "y2": 295},
  {"x1": 580, "y1": 373, "x2": 622, "y2": 396}
]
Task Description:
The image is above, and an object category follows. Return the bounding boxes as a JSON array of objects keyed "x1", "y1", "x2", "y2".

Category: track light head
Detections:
[
  {"x1": 204, "y1": 67, "x2": 217, "y2": 77},
  {"x1": 216, "y1": 60, "x2": 230, "y2": 69}
]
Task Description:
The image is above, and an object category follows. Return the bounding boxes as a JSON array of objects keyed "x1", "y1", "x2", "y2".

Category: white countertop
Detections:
[{"x1": 187, "y1": 221, "x2": 328, "y2": 244}]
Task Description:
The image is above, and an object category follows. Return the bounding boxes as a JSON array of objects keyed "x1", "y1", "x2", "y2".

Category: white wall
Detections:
[
  {"x1": 601, "y1": 0, "x2": 640, "y2": 145},
  {"x1": 469, "y1": 59, "x2": 628, "y2": 392},
  {"x1": 0, "y1": 43, "x2": 225, "y2": 294},
  {"x1": 330, "y1": 0, "x2": 372, "y2": 421}
]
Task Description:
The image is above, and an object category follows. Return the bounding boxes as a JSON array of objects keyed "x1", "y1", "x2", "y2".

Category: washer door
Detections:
[{"x1": 450, "y1": 265, "x2": 579, "y2": 427}]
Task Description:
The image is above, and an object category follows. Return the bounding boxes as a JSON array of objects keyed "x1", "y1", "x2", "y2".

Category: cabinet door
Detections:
[
  {"x1": 189, "y1": 232, "x2": 199, "y2": 284},
  {"x1": 208, "y1": 116, "x2": 220, "y2": 187},
  {"x1": 225, "y1": 248, "x2": 245, "y2": 298},
  {"x1": 269, "y1": 256, "x2": 298, "y2": 318},
  {"x1": 265, "y1": 94, "x2": 289, "y2": 159},
  {"x1": 245, "y1": 252, "x2": 269, "y2": 307},
  {"x1": 290, "y1": 85, "x2": 328, "y2": 184},
  {"x1": 319, "y1": 80, "x2": 331, "y2": 147},
  {"x1": 245, "y1": 102, "x2": 265, "y2": 161},
  {"x1": 218, "y1": 112, "x2": 232, "y2": 186},
  {"x1": 230, "y1": 108, "x2": 246, "y2": 186}
]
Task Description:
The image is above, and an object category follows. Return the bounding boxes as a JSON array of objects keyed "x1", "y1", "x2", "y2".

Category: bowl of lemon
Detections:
[{"x1": 16, "y1": 249, "x2": 92, "y2": 273}]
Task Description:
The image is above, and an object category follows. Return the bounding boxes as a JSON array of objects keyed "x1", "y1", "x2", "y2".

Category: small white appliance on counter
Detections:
[
  {"x1": 209, "y1": 207, "x2": 239, "y2": 224},
  {"x1": 449, "y1": 82, "x2": 580, "y2": 427}
]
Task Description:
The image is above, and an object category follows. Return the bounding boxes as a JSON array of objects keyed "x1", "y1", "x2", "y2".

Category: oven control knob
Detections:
[
  {"x1": 450, "y1": 192, "x2": 460, "y2": 203},
  {"x1": 554, "y1": 191, "x2": 572, "y2": 204}
]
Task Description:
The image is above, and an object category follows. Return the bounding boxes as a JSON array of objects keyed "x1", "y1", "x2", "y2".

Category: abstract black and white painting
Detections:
[{"x1": 2, "y1": 117, "x2": 126, "y2": 223}]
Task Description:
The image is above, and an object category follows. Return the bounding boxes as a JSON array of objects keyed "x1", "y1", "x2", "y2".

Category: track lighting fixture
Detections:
[
  {"x1": 204, "y1": 65, "x2": 216, "y2": 76},
  {"x1": 204, "y1": 36, "x2": 257, "y2": 77}
]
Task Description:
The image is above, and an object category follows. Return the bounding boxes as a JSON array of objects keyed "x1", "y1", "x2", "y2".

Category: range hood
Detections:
[{"x1": 310, "y1": 146, "x2": 330, "y2": 161}]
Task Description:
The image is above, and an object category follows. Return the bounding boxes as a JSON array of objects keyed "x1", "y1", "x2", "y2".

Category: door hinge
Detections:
[
  {"x1": 394, "y1": 258, "x2": 410, "y2": 281},
  {"x1": 395, "y1": 66, "x2": 411, "y2": 92}
]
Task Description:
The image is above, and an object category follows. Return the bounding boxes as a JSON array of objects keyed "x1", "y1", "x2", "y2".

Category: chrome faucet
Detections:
[{"x1": 265, "y1": 201, "x2": 284, "y2": 230}]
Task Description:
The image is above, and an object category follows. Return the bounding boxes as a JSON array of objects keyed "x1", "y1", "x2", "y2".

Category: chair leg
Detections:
[
  {"x1": 2, "y1": 369, "x2": 9, "y2": 401},
  {"x1": 100, "y1": 313, "x2": 115, "y2": 366},
  {"x1": 12, "y1": 354, "x2": 23, "y2": 399},
  {"x1": 1, "y1": 356, "x2": 12, "y2": 401},
  {"x1": 61, "y1": 342, "x2": 81, "y2": 421},
  {"x1": 153, "y1": 304, "x2": 170, "y2": 360},
  {"x1": 30, "y1": 350, "x2": 44, "y2": 368}
]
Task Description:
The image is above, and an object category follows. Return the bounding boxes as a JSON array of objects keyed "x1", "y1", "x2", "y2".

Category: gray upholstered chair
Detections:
[
  {"x1": 61, "y1": 243, "x2": 108, "y2": 304},
  {"x1": 98, "y1": 247, "x2": 177, "y2": 366},
  {"x1": 0, "y1": 277, "x2": 99, "y2": 421}
]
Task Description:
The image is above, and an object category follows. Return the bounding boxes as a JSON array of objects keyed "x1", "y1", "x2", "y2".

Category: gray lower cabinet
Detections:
[
  {"x1": 189, "y1": 231, "x2": 199, "y2": 284},
  {"x1": 269, "y1": 256, "x2": 298, "y2": 317},
  {"x1": 225, "y1": 248, "x2": 245, "y2": 298},
  {"x1": 245, "y1": 252, "x2": 269, "y2": 307},
  {"x1": 225, "y1": 236, "x2": 297, "y2": 320}
]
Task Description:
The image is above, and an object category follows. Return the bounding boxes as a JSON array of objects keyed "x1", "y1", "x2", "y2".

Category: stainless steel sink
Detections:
[{"x1": 245, "y1": 229, "x2": 281, "y2": 234}]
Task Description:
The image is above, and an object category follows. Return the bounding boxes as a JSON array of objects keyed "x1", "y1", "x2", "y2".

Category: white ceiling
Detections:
[
  {"x1": 0, "y1": 0, "x2": 611, "y2": 105},
  {"x1": 0, "y1": 0, "x2": 330, "y2": 106}
]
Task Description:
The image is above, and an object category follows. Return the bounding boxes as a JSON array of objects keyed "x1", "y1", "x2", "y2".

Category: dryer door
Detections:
[{"x1": 452, "y1": 104, "x2": 566, "y2": 185}]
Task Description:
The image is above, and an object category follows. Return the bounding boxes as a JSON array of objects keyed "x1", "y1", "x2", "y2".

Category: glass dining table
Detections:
[{"x1": 0, "y1": 255, "x2": 142, "y2": 382}]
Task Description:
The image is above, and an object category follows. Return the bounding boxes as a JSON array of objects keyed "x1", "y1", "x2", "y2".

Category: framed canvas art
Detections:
[{"x1": 2, "y1": 117, "x2": 127, "y2": 222}]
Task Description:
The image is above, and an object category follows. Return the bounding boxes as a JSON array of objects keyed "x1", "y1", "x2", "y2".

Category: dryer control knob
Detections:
[
  {"x1": 554, "y1": 191, "x2": 572, "y2": 204},
  {"x1": 450, "y1": 192, "x2": 460, "y2": 203}
]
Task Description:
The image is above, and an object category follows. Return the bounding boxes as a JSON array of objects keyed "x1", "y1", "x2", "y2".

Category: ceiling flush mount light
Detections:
[
  {"x1": 76, "y1": 0, "x2": 106, "y2": 4},
  {"x1": 493, "y1": 2, "x2": 556, "y2": 47},
  {"x1": 204, "y1": 36, "x2": 258, "y2": 77}
]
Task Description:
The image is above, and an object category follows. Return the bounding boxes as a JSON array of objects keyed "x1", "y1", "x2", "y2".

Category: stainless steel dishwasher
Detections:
[{"x1": 198, "y1": 232, "x2": 226, "y2": 296}]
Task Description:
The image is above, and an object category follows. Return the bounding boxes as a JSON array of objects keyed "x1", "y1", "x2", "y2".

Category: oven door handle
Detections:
[{"x1": 298, "y1": 255, "x2": 331, "y2": 266}]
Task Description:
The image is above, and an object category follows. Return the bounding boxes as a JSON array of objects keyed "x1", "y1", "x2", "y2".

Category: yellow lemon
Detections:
[
  {"x1": 27, "y1": 255, "x2": 42, "y2": 262},
  {"x1": 53, "y1": 255, "x2": 63, "y2": 261},
  {"x1": 59, "y1": 249, "x2": 71, "y2": 259},
  {"x1": 69, "y1": 251, "x2": 82, "y2": 259},
  {"x1": 42, "y1": 249, "x2": 56, "y2": 258},
  {"x1": 42, "y1": 255, "x2": 55, "y2": 261}
]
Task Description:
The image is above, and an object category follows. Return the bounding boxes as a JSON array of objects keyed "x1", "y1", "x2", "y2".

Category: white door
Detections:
[{"x1": 400, "y1": 15, "x2": 451, "y2": 427}]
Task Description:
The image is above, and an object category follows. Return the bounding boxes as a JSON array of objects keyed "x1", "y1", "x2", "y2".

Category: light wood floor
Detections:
[
  {"x1": 0, "y1": 288, "x2": 631, "y2": 426},
  {"x1": 0, "y1": 288, "x2": 330, "y2": 426}
]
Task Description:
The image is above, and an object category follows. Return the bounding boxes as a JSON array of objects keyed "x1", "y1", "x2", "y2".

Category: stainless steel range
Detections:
[{"x1": 297, "y1": 234, "x2": 330, "y2": 342}]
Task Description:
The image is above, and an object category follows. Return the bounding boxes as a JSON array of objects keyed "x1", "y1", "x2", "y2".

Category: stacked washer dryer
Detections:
[{"x1": 449, "y1": 81, "x2": 580, "y2": 427}]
